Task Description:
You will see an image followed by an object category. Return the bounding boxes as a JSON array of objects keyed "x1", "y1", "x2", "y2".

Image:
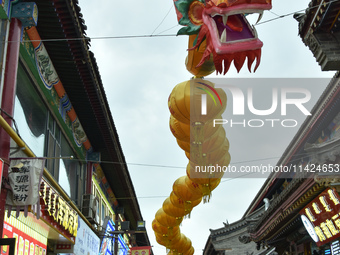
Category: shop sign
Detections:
[
  {"x1": 6, "y1": 158, "x2": 45, "y2": 210},
  {"x1": 1, "y1": 221, "x2": 47, "y2": 255},
  {"x1": 300, "y1": 188, "x2": 340, "y2": 246},
  {"x1": 130, "y1": 246, "x2": 151, "y2": 255},
  {"x1": 54, "y1": 243, "x2": 74, "y2": 253},
  {"x1": 72, "y1": 216, "x2": 100, "y2": 255},
  {"x1": 39, "y1": 180, "x2": 78, "y2": 242},
  {"x1": 331, "y1": 240, "x2": 340, "y2": 255}
]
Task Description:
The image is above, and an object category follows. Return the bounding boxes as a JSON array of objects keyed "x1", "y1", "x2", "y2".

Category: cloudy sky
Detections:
[{"x1": 78, "y1": 0, "x2": 335, "y2": 254}]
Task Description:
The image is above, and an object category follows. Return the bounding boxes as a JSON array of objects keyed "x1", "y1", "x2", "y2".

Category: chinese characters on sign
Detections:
[
  {"x1": 2, "y1": 221, "x2": 47, "y2": 255},
  {"x1": 39, "y1": 180, "x2": 78, "y2": 240},
  {"x1": 300, "y1": 188, "x2": 340, "y2": 246},
  {"x1": 6, "y1": 158, "x2": 45, "y2": 209},
  {"x1": 73, "y1": 216, "x2": 100, "y2": 255}
]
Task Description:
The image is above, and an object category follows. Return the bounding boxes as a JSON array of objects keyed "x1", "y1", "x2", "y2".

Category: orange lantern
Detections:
[
  {"x1": 176, "y1": 139, "x2": 190, "y2": 154},
  {"x1": 170, "y1": 233, "x2": 192, "y2": 252},
  {"x1": 170, "y1": 191, "x2": 202, "y2": 213},
  {"x1": 182, "y1": 246, "x2": 194, "y2": 255},
  {"x1": 155, "y1": 208, "x2": 183, "y2": 228},
  {"x1": 163, "y1": 197, "x2": 191, "y2": 218},
  {"x1": 152, "y1": 219, "x2": 180, "y2": 237},
  {"x1": 173, "y1": 176, "x2": 203, "y2": 202},
  {"x1": 170, "y1": 115, "x2": 190, "y2": 142},
  {"x1": 184, "y1": 176, "x2": 203, "y2": 197},
  {"x1": 155, "y1": 231, "x2": 182, "y2": 248}
]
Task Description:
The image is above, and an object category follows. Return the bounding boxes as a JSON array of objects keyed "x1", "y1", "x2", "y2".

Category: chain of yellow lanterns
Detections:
[{"x1": 152, "y1": 78, "x2": 230, "y2": 255}]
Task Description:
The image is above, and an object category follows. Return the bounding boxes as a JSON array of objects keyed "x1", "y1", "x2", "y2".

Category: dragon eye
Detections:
[{"x1": 188, "y1": 1, "x2": 205, "y2": 26}]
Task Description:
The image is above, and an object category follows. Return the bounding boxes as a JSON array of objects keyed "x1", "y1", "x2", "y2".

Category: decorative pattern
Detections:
[
  {"x1": 34, "y1": 42, "x2": 59, "y2": 90},
  {"x1": 26, "y1": 27, "x2": 91, "y2": 150}
]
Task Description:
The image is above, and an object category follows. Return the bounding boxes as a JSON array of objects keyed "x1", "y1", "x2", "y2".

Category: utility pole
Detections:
[{"x1": 107, "y1": 218, "x2": 146, "y2": 255}]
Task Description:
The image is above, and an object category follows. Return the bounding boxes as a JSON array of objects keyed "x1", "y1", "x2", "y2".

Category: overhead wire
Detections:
[
  {"x1": 255, "y1": 0, "x2": 340, "y2": 26},
  {"x1": 7, "y1": 0, "x2": 340, "y2": 44},
  {"x1": 150, "y1": 4, "x2": 174, "y2": 36},
  {"x1": 7, "y1": 0, "x2": 337, "y2": 199}
]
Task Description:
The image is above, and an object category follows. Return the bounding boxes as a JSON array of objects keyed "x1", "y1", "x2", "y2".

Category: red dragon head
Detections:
[{"x1": 174, "y1": 0, "x2": 272, "y2": 76}]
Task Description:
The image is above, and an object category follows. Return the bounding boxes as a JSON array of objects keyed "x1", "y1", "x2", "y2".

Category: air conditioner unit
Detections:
[{"x1": 81, "y1": 194, "x2": 99, "y2": 224}]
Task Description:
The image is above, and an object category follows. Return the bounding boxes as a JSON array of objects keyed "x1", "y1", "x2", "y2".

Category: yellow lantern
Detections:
[
  {"x1": 173, "y1": 176, "x2": 203, "y2": 202},
  {"x1": 152, "y1": 219, "x2": 180, "y2": 237},
  {"x1": 176, "y1": 139, "x2": 190, "y2": 154},
  {"x1": 163, "y1": 197, "x2": 191, "y2": 218},
  {"x1": 182, "y1": 246, "x2": 194, "y2": 255},
  {"x1": 190, "y1": 138, "x2": 230, "y2": 166},
  {"x1": 155, "y1": 231, "x2": 182, "y2": 248},
  {"x1": 170, "y1": 233, "x2": 192, "y2": 252},
  {"x1": 170, "y1": 234, "x2": 191, "y2": 253},
  {"x1": 177, "y1": 126, "x2": 227, "y2": 159},
  {"x1": 168, "y1": 79, "x2": 226, "y2": 125},
  {"x1": 186, "y1": 158, "x2": 228, "y2": 182},
  {"x1": 155, "y1": 208, "x2": 183, "y2": 228},
  {"x1": 170, "y1": 191, "x2": 202, "y2": 212},
  {"x1": 169, "y1": 115, "x2": 190, "y2": 142},
  {"x1": 169, "y1": 114, "x2": 224, "y2": 143}
]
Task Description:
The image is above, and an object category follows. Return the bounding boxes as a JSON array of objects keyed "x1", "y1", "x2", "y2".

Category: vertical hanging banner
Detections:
[{"x1": 6, "y1": 158, "x2": 45, "y2": 214}]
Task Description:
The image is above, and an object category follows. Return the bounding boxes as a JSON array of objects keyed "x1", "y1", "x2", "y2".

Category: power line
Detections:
[
  {"x1": 7, "y1": 0, "x2": 339, "y2": 44},
  {"x1": 151, "y1": 4, "x2": 174, "y2": 36},
  {"x1": 256, "y1": 0, "x2": 340, "y2": 26}
]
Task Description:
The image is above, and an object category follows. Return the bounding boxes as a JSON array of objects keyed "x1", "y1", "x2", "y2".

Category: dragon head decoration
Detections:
[{"x1": 174, "y1": 0, "x2": 272, "y2": 76}]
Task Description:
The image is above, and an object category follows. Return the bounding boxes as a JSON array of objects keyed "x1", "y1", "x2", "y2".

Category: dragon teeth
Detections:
[
  {"x1": 223, "y1": 15, "x2": 228, "y2": 26},
  {"x1": 220, "y1": 29, "x2": 227, "y2": 43},
  {"x1": 256, "y1": 11, "x2": 264, "y2": 24}
]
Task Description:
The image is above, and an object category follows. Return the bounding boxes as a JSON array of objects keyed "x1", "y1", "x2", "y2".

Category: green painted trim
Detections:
[
  {"x1": 0, "y1": 0, "x2": 10, "y2": 19},
  {"x1": 19, "y1": 39, "x2": 86, "y2": 160}
]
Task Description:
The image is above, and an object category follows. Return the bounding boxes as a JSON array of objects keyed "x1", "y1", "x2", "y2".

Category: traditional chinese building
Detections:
[
  {"x1": 239, "y1": 1, "x2": 340, "y2": 254},
  {"x1": 0, "y1": 0, "x2": 152, "y2": 254},
  {"x1": 243, "y1": 72, "x2": 340, "y2": 255},
  {"x1": 293, "y1": 0, "x2": 340, "y2": 71},
  {"x1": 202, "y1": 205, "x2": 271, "y2": 255}
]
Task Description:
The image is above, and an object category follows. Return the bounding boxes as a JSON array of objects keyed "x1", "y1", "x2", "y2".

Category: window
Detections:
[
  {"x1": 14, "y1": 63, "x2": 47, "y2": 157},
  {"x1": 92, "y1": 183, "x2": 116, "y2": 228},
  {"x1": 101, "y1": 199, "x2": 105, "y2": 225},
  {"x1": 45, "y1": 112, "x2": 61, "y2": 179},
  {"x1": 14, "y1": 61, "x2": 86, "y2": 207}
]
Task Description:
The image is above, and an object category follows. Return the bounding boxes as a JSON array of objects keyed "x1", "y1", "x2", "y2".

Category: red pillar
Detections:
[
  {"x1": 86, "y1": 162, "x2": 93, "y2": 194},
  {"x1": 0, "y1": 18, "x2": 22, "y2": 236}
]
